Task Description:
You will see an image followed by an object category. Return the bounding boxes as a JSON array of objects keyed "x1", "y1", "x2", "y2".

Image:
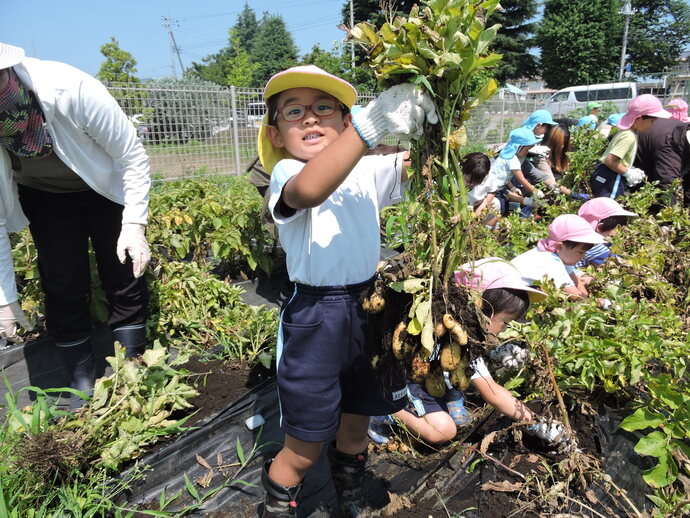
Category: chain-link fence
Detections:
[{"x1": 106, "y1": 76, "x2": 688, "y2": 181}]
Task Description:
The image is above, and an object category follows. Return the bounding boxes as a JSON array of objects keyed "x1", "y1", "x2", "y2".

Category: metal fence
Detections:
[{"x1": 106, "y1": 81, "x2": 549, "y2": 181}]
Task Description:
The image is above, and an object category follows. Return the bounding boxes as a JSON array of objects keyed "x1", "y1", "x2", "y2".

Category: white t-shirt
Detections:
[
  {"x1": 488, "y1": 155, "x2": 521, "y2": 190},
  {"x1": 510, "y1": 248, "x2": 574, "y2": 288},
  {"x1": 268, "y1": 153, "x2": 405, "y2": 286},
  {"x1": 467, "y1": 173, "x2": 499, "y2": 205}
]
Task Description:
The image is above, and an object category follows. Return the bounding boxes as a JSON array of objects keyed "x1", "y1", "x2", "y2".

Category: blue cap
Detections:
[
  {"x1": 523, "y1": 109, "x2": 557, "y2": 130},
  {"x1": 577, "y1": 115, "x2": 597, "y2": 129},
  {"x1": 607, "y1": 113, "x2": 624, "y2": 126},
  {"x1": 499, "y1": 127, "x2": 540, "y2": 159}
]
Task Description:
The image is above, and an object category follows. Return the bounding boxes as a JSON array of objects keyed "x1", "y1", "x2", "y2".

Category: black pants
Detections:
[{"x1": 18, "y1": 185, "x2": 149, "y2": 343}]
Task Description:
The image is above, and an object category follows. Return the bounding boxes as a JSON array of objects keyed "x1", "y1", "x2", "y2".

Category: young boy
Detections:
[
  {"x1": 576, "y1": 197, "x2": 636, "y2": 268},
  {"x1": 590, "y1": 94, "x2": 671, "y2": 198},
  {"x1": 510, "y1": 214, "x2": 605, "y2": 300},
  {"x1": 258, "y1": 65, "x2": 436, "y2": 517}
]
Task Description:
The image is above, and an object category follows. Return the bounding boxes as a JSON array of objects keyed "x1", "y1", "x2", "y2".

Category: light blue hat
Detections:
[
  {"x1": 577, "y1": 115, "x2": 597, "y2": 130},
  {"x1": 607, "y1": 113, "x2": 624, "y2": 126},
  {"x1": 522, "y1": 110, "x2": 557, "y2": 130},
  {"x1": 499, "y1": 127, "x2": 540, "y2": 159}
]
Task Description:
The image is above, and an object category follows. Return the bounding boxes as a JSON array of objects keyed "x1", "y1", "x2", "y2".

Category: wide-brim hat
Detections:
[
  {"x1": 455, "y1": 257, "x2": 547, "y2": 303},
  {"x1": 257, "y1": 65, "x2": 357, "y2": 173},
  {"x1": 522, "y1": 109, "x2": 557, "y2": 131},
  {"x1": 499, "y1": 126, "x2": 540, "y2": 159},
  {"x1": 0, "y1": 42, "x2": 25, "y2": 69},
  {"x1": 578, "y1": 198, "x2": 636, "y2": 229},
  {"x1": 549, "y1": 214, "x2": 606, "y2": 244},
  {"x1": 618, "y1": 94, "x2": 671, "y2": 130}
]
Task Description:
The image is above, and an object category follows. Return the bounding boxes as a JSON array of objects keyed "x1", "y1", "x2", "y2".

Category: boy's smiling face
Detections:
[{"x1": 266, "y1": 87, "x2": 350, "y2": 163}]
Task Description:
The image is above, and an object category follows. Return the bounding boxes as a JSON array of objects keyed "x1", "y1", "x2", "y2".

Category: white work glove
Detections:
[
  {"x1": 533, "y1": 189, "x2": 545, "y2": 199},
  {"x1": 599, "y1": 297, "x2": 613, "y2": 310},
  {"x1": 116, "y1": 223, "x2": 151, "y2": 278},
  {"x1": 0, "y1": 301, "x2": 33, "y2": 342},
  {"x1": 489, "y1": 343, "x2": 529, "y2": 370},
  {"x1": 528, "y1": 419, "x2": 576, "y2": 451},
  {"x1": 623, "y1": 167, "x2": 646, "y2": 187},
  {"x1": 352, "y1": 83, "x2": 438, "y2": 148},
  {"x1": 523, "y1": 197, "x2": 542, "y2": 208}
]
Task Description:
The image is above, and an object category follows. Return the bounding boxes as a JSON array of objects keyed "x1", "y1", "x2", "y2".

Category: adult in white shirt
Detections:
[{"x1": 0, "y1": 42, "x2": 151, "y2": 404}]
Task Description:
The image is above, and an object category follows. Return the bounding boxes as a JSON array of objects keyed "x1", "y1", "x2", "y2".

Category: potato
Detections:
[
  {"x1": 392, "y1": 321, "x2": 407, "y2": 360},
  {"x1": 362, "y1": 291, "x2": 386, "y2": 313},
  {"x1": 450, "y1": 359, "x2": 471, "y2": 391},
  {"x1": 439, "y1": 342, "x2": 462, "y2": 371},
  {"x1": 425, "y1": 369, "x2": 446, "y2": 398},
  {"x1": 409, "y1": 355, "x2": 430, "y2": 383},
  {"x1": 449, "y1": 323, "x2": 468, "y2": 346},
  {"x1": 443, "y1": 313, "x2": 457, "y2": 329},
  {"x1": 434, "y1": 321, "x2": 447, "y2": 338}
]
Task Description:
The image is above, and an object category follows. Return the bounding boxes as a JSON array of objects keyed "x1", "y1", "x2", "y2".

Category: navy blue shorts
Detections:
[
  {"x1": 276, "y1": 277, "x2": 407, "y2": 443},
  {"x1": 590, "y1": 163, "x2": 625, "y2": 199},
  {"x1": 405, "y1": 382, "x2": 449, "y2": 416}
]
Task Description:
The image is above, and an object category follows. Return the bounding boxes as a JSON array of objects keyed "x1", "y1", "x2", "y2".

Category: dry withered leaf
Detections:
[
  {"x1": 585, "y1": 489, "x2": 597, "y2": 504},
  {"x1": 480, "y1": 430, "x2": 498, "y2": 455},
  {"x1": 195, "y1": 453, "x2": 212, "y2": 470},
  {"x1": 216, "y1": 451, "x2": 223, "y2": 467},
  {"x1": 195, "y1": 469, "x2": 214, "y2": 488},
  {"x1": 382, "y1": 492, "x2": 413, "y2": 516},
  {"x1": 480, "y1": 480, "x2": 523, "y2": 492}
]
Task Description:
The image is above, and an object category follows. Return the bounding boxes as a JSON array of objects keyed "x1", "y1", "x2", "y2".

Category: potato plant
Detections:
[{"x1": 350, "y1": 0, "x2": 503, "y2": 376}]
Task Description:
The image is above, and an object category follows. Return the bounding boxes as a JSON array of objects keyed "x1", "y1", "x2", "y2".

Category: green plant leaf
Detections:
[
  {"x1": 620, "y1": 408, "x2": 666, "y2": 432},
  {"x1": 183, "y1": 473, "x2": 200, "y2": 501}
]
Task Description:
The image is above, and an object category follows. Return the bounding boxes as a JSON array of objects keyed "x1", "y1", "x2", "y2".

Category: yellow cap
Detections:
[{"x1": 257, "y1": 65, "x2": 357, "y2": 173}]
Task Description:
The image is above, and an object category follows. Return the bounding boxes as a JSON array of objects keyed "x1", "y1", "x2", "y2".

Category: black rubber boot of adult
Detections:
[
  {"x1": 327, "y1": 443, "x2": 370, "y2": 518},
  {"x1": 57, "y1": 338, "x2": 95, "y2": 409},
  {"x1": 259, "y1": 460, "x2": 302, "y2": 518},
  {"x1": 112, "y1": 325, "x2": 146, "y2": 358}
]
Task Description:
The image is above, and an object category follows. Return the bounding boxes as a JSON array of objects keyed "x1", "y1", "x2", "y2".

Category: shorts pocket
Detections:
[{"x1": 281, "y1": 297, "x2": 324, "y2": 328}]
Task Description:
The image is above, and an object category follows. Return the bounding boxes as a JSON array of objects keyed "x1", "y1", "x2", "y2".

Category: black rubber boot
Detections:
[
  {"x1": 327, "y1": 443, "x2": 370, "y2": 518},
  {"x1": 259, "y1": 459, "x2": 302, "y2": 517},
  {"x1": 56, "y1": 338, "x2": 95, "y2": 408},
  {"x1": 112, "y1": 325, "x2": 146, "y2": 358}
]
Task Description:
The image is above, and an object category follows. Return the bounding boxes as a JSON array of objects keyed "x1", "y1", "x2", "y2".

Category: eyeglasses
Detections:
[{"x1": 277, "y1": 99, "x2": 341, "y2": 123}]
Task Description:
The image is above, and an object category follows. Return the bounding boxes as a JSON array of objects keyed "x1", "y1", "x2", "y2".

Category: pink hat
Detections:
[
  {"x1": 618, "y1": 94, "x2": 671, "y2": 130},
  {"x1": 665, "y1": 99, "x2": 690, "y2": 123},
  {"x1": 537, "y1": 214, "x2": 606, "y2": 252},
  {"x1": 455, "y1": 257, "x2": 546, "y2": 303},
  {"x1": 578, "y1": 198, "x2": 637, "y2": 230}
]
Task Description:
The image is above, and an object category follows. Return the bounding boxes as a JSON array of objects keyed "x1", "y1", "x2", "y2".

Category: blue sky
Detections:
[{"x1": 1, "y1": 0, "x2": 348, "y2": 80}]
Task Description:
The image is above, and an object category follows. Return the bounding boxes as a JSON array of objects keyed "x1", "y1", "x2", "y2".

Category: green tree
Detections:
[
  {"x1": 488, "y1": 0, "x2": 539, "y2": 83},
  {"x1": 249, "y1": 13, "x2": 298, "y2": 87},
  {"x1": 190, "y1": 3, "x2": 259, "y2": 85},
  {"x1": 225, "y1": 29, "x2": 260, "y2": 87},
  {"x1": 299, "y1": 44, "x2": 351, "y2": 77},
  {"x1": 627, "y1": 0, "x2": 690, "y2": 76},
  {"x1": 536, "y1": 0, "x2": 622, "y2": 89},
  {"x1": 97, "y1": 37, "x2": 140, "y2": 84}
]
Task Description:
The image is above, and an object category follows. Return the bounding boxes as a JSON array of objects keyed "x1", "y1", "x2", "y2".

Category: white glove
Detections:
[
  {"x1": 352, "y1": 83, "x2": 438, "y2": 148},
  {"x1": 523, "y1": 197, "x2": 541, "y2": 208},
  {"x1": 599, "y1": 298, "x2": 613, "y2": 310},
  {"x1": 528, "y1": 419, "x2": 576, "y2": 451},
  {"x1": 116, "y1": 223, "x2": 151, "y2": 278},
  {"x1": 0, "y1": 301, "x2": 33, "y2": 342},
  {"x1": 623, "y1": 167, "x2": 646, "y2": 187},
  {"x1": 489, "y1": 343, "x2": 529, "y2": 370},
  {"x1": 533, "y1": 189, "x2": 545, "y2": 199}
]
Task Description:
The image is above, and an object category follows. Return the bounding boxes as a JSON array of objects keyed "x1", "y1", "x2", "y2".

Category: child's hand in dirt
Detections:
[
  {"x1": 352, "y1": 84, "x2": 438, "y2": 148},
  {"x1": 489, "y1": 343, "x2": 528, "y2": 370},
  {"x1": 528, "y1": 419, "x2": 578, "y2": 452}
]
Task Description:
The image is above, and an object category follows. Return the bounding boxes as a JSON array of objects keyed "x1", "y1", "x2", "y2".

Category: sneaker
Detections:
[
  {"x1": 446, "y1": 389, "x2": 473, "y2": 427},
  {"x1": 367, "y1": 415, "x2": 393, "y2": 444}
]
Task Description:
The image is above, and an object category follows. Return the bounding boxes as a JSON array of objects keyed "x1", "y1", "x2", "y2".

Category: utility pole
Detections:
[
  {"x1": 162, "y1": 17, "x2": 185, "y2": 78},
  {"x1": 618, "y1": 0, "x2": 633, "y2": 80},
  {"x1": 349, "y1": 0, "x2": 356, "y2": 81}
]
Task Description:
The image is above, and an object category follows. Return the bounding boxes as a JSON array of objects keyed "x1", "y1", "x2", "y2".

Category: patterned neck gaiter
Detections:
[{"x1": 0, "y1": 68, "x2": 53, "y2": 158}]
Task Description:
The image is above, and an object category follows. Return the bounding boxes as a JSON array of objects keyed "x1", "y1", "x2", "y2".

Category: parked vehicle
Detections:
[
  {"x1": 246, "y1": 102, "x2": 267, "y2": 128},
  {"x1": 542, "y1": 82, "x2": 637, "y2": 116}
]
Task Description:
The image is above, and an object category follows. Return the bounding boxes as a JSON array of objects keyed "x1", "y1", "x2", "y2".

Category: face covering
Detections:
[{"x1": 0, "y1": 68, "x2": 53, "y2": 158}]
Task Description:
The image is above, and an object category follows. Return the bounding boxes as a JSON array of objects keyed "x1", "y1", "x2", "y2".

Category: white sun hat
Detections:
[{"x1": 0, "y1": 42, "x2": 25, "y2": 69}]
